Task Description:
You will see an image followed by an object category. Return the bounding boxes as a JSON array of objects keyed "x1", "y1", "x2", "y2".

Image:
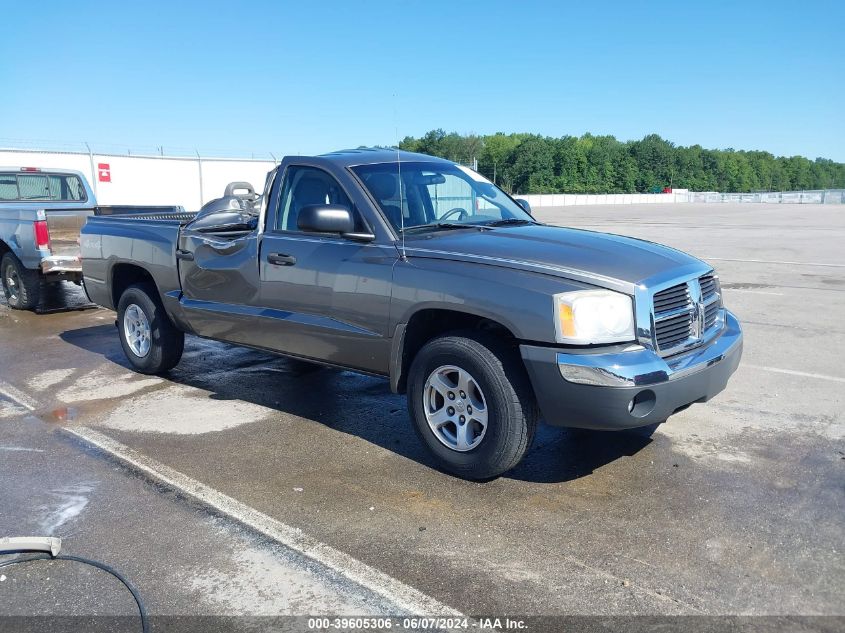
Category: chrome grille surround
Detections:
[{"x1": 633, "y1": 266, "x2": 725, "y2": 358}]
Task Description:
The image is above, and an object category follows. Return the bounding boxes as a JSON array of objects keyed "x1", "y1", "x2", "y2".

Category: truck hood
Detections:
[{"x1": 402, "y1": 224, "x2": 709, "y2": 292}]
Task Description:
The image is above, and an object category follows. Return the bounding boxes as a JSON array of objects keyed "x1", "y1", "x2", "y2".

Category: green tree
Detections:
[
  {"x1": 396, "y1": 129, "x2": 844, "y2": 194},
  {"x1": 509, "y1": 137, "x2": 555, "y2": 194},
  {"x1": 480, "y1": 133, "x2": 520, "y2": 185}
]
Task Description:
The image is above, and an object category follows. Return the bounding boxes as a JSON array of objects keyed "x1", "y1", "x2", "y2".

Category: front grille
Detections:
[
  {"x1": 653, "y1": 282, "x2": 690, "y2": 312},
  {"x1": 652, "y1": 273, "x2": 723, "y2": 355},
  {"x1": 655, "y1": 312, "x2": 693, "y2": 348},
  {"x1": 653, "y1": 283, "x2": 693, "y2": 351},
  {"x1": 699, "y1": 274, "x2": 718, "y2": 301},
  {"x1": 704, "y1": 301, "x2": 720, "y2": 329}
]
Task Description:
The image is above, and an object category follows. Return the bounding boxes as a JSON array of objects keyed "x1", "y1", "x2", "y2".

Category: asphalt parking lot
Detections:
[{"x1": 1, "y1": 203, "x2": 843, "y2": 621}]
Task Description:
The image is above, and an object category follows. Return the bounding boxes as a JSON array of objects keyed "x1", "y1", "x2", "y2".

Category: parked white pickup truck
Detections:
[{"x1": 0, "y1": 167, "x2": 182, "y2": 310}]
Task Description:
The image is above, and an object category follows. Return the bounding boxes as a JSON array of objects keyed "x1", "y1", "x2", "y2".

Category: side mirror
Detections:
[
  {"x1": 297, "y1": 204, "x2": 353, "y2": 233},
  {"x1": 297, "y1": 204, "x2": 375, "y2": 241},
  {"x1": 515, "y1": 198, "x2": 532, "y2": 215}
]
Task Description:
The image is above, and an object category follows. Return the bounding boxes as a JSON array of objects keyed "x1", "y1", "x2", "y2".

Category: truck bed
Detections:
[{"x1": 81, "y1": 212, "x2": 198, "y2": 312}]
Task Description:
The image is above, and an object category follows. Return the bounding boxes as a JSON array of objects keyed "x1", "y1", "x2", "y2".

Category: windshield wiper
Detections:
[
  {"x1": 483, "y1": 218, "x2": 537, "y2": 227},
  {"x1": 400, "y1": 222, "x2": 489, "y2": 233}
]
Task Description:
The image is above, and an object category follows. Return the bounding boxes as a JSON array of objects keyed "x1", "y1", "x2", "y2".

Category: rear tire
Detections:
[
  {"x1": 1, "y1": 252, "x2": 41, "y2": 311},
  {"x1": 407, "y1": 331, "x2": 538, "y2": 480},
  {"x1": 117, "y1": 283, "x2": 184, "y2": 374}
]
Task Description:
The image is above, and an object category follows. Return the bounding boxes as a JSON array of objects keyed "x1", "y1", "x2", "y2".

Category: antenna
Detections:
[
  {"x1": 394, "y1": 94, "x2": 407, "y2": 260},
  {"x1": 397, "y1": 147, "x2": 407, "y2": 260}
]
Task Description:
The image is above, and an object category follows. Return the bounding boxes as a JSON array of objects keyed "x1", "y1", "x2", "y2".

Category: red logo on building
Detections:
[{"x1": 98, "y1": 163, "x2": 111, "y2": 183}]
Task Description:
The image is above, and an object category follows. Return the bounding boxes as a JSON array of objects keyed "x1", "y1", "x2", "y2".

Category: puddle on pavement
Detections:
[{"x1": 44, "y1": 406, "x2": 80, "y2": 423}]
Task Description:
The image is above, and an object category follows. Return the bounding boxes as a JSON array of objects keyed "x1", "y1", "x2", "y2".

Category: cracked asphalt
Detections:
[{"x1": 0, "y1": 203, "x2": 843, "y2": 620}]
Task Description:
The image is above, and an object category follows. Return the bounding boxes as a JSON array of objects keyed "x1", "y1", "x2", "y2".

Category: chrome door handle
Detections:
[{"x1": 268, "y1": 253, "x2": 296, "y2": 266}]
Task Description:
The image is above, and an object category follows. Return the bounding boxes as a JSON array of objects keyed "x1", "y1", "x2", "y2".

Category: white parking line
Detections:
[
  {"x1": 722, "y1": 288, "x2": 784, "y2": 296},
  {"x1": 706, "y1": 257, "x2": 845, "y2": 268},
  {"x1": 0, "y1": 446, "x2": 45, "y2": 452},
  {"x1": 0, "y1": 380, "x2": 37, "y2": 411},
  {"x1": 63, "y1": 426, "x2": 462, "y2": 617},
  {"x1": 744, "y1": 364, "x2": 845, "y2": 384}
]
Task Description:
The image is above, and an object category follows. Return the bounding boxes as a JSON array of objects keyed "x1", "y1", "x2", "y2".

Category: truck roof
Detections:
[
  {"x1": 315, "y1": 148, "x2": 453, "y2": 168},
  {"x1": 0, "y1": 167, "x2": 88, "y2": 178}
]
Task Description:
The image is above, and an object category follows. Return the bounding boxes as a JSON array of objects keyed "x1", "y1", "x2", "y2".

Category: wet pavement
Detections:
[
  {"x1": 1, "y1": 203, "x2": 843, "y2": 618},
  {"x1": 0, "y1": 413, "x2": 396, "y2": 619}
]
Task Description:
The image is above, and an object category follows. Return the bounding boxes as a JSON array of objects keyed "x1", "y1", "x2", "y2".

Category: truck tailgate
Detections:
[{"x1": 45, "y1": 208, "x2": 95, "y2": 258}]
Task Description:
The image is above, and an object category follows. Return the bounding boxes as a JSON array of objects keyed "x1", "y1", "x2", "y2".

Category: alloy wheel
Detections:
[{"x1": 423, "y1": 364, "x2": 489, "y2": 452}]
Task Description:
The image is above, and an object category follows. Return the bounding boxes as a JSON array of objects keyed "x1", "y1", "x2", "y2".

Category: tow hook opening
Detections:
[{"x1": 628, "y1": 390, "x2": 656, "y2": 418}]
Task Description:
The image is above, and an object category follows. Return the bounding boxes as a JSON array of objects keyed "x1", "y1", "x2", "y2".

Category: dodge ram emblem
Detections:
[{"x1": 691, "y1": 301, "x2": 705, "y2": 339}]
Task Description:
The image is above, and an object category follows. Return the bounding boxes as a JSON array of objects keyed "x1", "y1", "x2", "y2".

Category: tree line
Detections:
[{"x1": 397, "y1": 130, "x2": 845, "y2": 194}]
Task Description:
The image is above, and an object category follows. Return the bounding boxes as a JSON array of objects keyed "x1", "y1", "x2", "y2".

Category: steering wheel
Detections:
[{"x1": 440, "y1": 207, "x2": 468, "y2": 221}]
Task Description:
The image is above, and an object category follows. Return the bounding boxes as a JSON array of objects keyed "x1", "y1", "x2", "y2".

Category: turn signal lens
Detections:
[
  {"x1": 34, "y1": 220, "x2": 50, "y2": 250},
  {"x1": 558, "y1": 303, "x2": 576, "y2": 337}
]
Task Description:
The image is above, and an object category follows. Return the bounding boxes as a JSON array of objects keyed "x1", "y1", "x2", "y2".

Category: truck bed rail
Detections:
[
  {"x1": 92, "y1": 207, "x2": 197, "y2": 224},
  {"x1": 94, "y1": 205, "x2": 195, "y2": 221}
]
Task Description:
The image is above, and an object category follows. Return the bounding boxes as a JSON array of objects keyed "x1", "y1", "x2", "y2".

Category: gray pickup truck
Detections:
[
  {"x1": 1, "y1": 167, "x2": 183, "y2": 310},
  {"x1": 81, "y1": 149, "x2": 742, "y2": 479}
]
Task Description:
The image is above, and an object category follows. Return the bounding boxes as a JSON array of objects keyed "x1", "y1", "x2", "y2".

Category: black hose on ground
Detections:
[{"x1": 0, "y1": 552, "x2": 148, "y2": 633}]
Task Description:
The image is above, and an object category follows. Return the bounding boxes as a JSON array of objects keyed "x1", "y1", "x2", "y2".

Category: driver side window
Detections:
[{"x1": 275, "y1": 166, "x2": 353, "y2": 232}]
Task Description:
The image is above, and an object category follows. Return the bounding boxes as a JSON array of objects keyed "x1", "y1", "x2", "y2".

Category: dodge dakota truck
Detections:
[
  {"x1": 80, "y1": 149, "x2": 743, "y2": 479},
  {"x1": 1, "y1": 167, "x2": 185, "y2": 310}
]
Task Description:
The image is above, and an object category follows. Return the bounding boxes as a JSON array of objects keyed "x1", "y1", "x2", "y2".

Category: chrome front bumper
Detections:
[
  {"x1": 520, "y1": 310, "x2": 743, "y2": 429},
  {"x1": 557, "y1": 309, "x2": 743, "y2": 387}
]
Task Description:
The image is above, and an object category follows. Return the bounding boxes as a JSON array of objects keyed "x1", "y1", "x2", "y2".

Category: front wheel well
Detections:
[
  {"x1": 0, "y1": 240, "x2": 11, "y2": 258},
  {"x1": 396, "y1": 309, "x2": 519, "y2": 394},
  {"x1": 110, "y1": 264, "x2": 156, "y2": 309}
]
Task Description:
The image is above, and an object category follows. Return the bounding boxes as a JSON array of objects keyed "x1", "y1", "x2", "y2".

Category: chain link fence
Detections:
[
  {"x1": 0, "y1": 137, "x2": 281, "y2": 161},
  {"x1": 685, "y1": 190, "x2": 844, "y2": 204}
]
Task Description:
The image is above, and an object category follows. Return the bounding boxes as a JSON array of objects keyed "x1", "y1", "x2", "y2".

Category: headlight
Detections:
[{"x1": 553, "y1": 289, "x2": 635, "y2": 344}]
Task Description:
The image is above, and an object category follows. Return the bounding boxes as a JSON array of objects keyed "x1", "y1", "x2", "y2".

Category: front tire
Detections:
[
  {"x1": 2, "y1": 252, "x2": 41, "y2": 310},
  {"x1": 117, "y1": 283, "x2": 184, "y2": 374},
  {"x1": 407, "y1": 332, "x2": 538, "y2": 480}
]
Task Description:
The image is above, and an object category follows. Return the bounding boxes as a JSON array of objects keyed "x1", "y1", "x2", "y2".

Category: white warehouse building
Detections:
[{"x1": 0, "y1": 148, "x2": 277, "y2": 210}]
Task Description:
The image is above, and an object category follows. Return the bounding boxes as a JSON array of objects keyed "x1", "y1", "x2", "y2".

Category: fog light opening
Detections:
[{"x1": 628, "y1": 389, "x2": 656, "y2": 418}]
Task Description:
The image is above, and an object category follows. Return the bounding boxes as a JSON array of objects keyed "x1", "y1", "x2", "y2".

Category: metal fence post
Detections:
[
  {"x1": 196, "y1": 150, "x2": 204, "y2": 207},
  {"x1": 84, "y1": 142, "x2": 98, "y2": 198}
]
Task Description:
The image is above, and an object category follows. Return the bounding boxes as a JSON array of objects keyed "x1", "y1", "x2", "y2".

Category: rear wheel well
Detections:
[
  {"x1": 111, "y1": 264, "x2": 156, "y2": 309},
  {"x1": 0, "y1": 240, "x2": 10, "y2": 258},
  {"x1": 397, "y1": 309, "x2": 518, "y2": 394}
]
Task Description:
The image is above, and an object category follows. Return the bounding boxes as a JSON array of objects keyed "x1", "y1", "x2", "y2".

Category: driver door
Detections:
[{"x1": 255, "y1": 164, "x2": 395, "y2": 373}]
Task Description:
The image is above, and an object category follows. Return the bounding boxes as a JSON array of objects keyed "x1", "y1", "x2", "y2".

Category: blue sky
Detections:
[{"x1": 2, "y1": 0, "x2": 843, "y2": 160}]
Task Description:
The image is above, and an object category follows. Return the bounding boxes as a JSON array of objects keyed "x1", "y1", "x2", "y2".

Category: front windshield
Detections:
[{"x1": 352, "y1": 161, "x2": 533, "y2": 232}]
